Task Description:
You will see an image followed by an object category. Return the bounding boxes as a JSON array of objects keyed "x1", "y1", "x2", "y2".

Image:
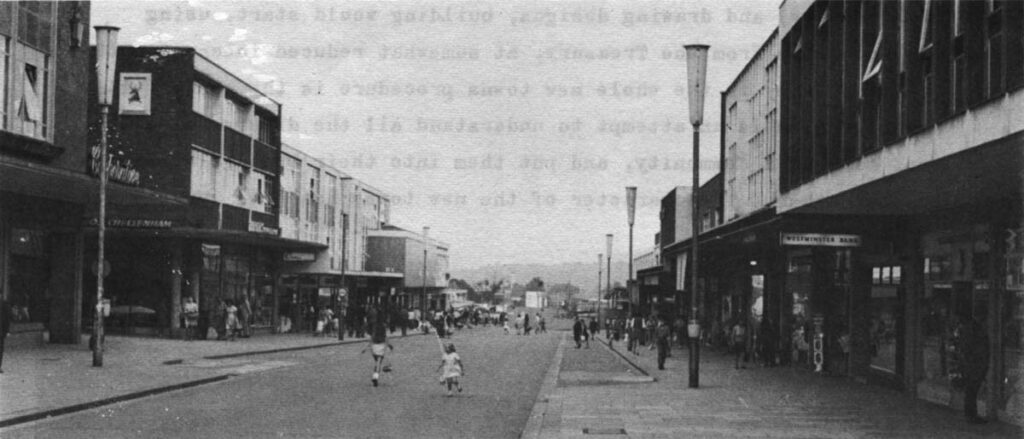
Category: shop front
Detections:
[
  {"x1": 914, "y1": 217, "x2": 1024, "y2": 425},
  {"x1": 1, "y1": 194, "x2": 84, "y2": 342}
]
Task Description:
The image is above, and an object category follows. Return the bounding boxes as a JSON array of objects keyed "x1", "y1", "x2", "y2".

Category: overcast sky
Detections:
[{"x1": 93, "y1": 0, "x2": 778, "y2": 270}]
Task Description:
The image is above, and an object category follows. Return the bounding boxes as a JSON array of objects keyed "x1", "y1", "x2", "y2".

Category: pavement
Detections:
[
  {"x1": 525, "y1": 334, "x2": 1024, "y2": 439},
  {"x1": 0, "y1": 329, "x2": 418, "y2": 427}
]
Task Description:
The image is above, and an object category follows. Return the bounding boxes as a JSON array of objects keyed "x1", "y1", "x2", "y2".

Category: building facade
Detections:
[
  {"x1": 366, "y1": 225, "x2": 449, "y2": 315},
  {"x1": 88, "y1": 46, "x2": 320, "y2": 338},
  {"x1": 277, "y1": 144, "x2": 401, "y2": 334},
  {"x1": 777, "y1": 0, "x2": 1023, "y2": 424},
  {"x1": 1, "y1": 2, "x2": 183, "y2": 343}
]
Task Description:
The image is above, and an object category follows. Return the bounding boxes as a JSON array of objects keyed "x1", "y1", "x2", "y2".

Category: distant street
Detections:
[{"x1": 2, "y1": 324, "x2": 560, "y2": 439}]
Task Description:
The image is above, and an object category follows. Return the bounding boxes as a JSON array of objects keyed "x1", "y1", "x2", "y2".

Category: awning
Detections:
[
  {"x1": 1, "y1": 155, "x2": 186, "y2": 207},
  {"x1": 94, "y1": 226, "x2": 328, "y2": 250}
]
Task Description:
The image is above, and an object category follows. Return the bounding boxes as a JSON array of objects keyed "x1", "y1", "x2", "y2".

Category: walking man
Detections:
[
  {"x1": 956, "y1": 313, "x2": 989, "y2": 424},
  {"x1": 656, "y1": 317, "x2": 671, "y2": 370}
]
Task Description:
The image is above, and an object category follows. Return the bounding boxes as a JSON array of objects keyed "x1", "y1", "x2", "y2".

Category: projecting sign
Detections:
[{"x1": 780, "y1": 233, "x2": 862, "y2": 247}]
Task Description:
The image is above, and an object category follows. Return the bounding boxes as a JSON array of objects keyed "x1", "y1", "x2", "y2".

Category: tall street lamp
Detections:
[
  {"x1": 685, "y1": 44, "x2": 709, "y2": 389},
  {"x1": 422, "y1": 226, "x2": 429, "y2": 315},
  {"x1": 93, "y1": 25, "x2": 119, "y2": 368},
  {"x1": 596, "y1": 253, "x2": 602, "y2": 320},
  {"x1": 605, "y1": 233, "x2": 612, "y2": 325},
  {"x1": 626, "y1": 186, "x2": 636, "y2": 315}
]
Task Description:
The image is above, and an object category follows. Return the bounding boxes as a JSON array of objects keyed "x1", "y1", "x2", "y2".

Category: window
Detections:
[
  {"x1": 258, "y1": 114, "x2": 273, "y2": 144},
  {"x1": 192, "y1": 81, "x2": 220, "y2": 120},
  {"x1": 873, "y1": 265, "x2": 903, "y2": 285},
  {"x1": 0, "y1": 2, "x2": 54, "y2": 140},
  {"x1": 306, "y1": 165, "x2": 320, "y2": 224},
  {"x1": 190, "y1": 149, "x2": 218, "y2": 200},
  {"x1": 225, "y1": 96, "x2": 249, "y2": 134},
  {"x1": 219, "y1": 160, "x2": 244, "y2": 205}
]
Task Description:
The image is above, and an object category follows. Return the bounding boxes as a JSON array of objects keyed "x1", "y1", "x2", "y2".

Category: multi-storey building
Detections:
[
  {"x1": 277, "y1": 144, "x2": 401, "y2": 333},
  {"x1": 776, "y1": 0, "x2": 1023, "y2": 424},
  {"x1": 366, "y1": 225, "x2": 449, "y2": 316},
  {"x1": 89, "y1": 46, "x2": 320, "y2": 338},
  {"x1": 0, "y1": 3, "x2": 182, "y2": 343}
]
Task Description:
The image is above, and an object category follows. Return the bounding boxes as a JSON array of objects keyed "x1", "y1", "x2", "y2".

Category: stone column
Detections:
[
  {"x1": 48, "y1": 232, "x2": 84, "y2": 344},
  {"x1": 169, "y1": 240, "x2": 183, "y2": 336}
]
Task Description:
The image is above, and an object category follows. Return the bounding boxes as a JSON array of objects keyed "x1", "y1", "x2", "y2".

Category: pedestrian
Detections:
[
  {"x1": 437, "y1": 343, "x2": 465, "y2": 396},
  {"x1": 238, "y1": 293, "x2": 252, "y2": 338},
  {"x1": 0, "y1": 296, "x2": 11, "y2": 373},
  {"x1": 582, "y1": 318, "x2": 591, "y2": 348},
  {"x1": 955, "y1": 313, "x2": 989, "y2": 424},
  {"x1": 503, "y1": 318, "x2": 511, "y2": 335},
  {"x1": 361, "y1": 322, "x2": 394, "y2": 387},
  {"x1": 732, "y1": 319, "x2": 748, "y2": 369},
  {"x1": 628, "y1": 314, "x2": 642, "y2": 355},
  {"x1": 572, "y1": 317, "x2": 584, "y2": 349},
  {"x1": 225, "y1": 299, "x2": 242, "y2": 341},
  {"x1": 537, "y1": 313, "x2": 545, "y2": 333},
  {"x1": 524, "y1": 313, "x2": 532, "y2": 335},
  {"x1": 214, "y1": 299, "x2": 228, "y2": 340},
  {"x1": 588, "y1": 318, "x2": 599, "y2": 344},
  {"x1": 759, "y1": 317, "x2": 776, "y2": 367},
  {"x1": 656, "y1": 317, "x2": 671, "y2": 370},
  {"x1": 182, "y1": 297, "x2": 199, "y2": 341}
]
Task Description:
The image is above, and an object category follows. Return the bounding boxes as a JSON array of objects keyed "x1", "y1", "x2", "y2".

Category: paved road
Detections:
[{"x1": 3, "y1": 324, "x2": 561, "y2": 439}]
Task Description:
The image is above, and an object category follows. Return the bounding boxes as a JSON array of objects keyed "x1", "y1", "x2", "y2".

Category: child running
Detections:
[
  {"x1": 437, "y1": 343, "x2": 465, "y2": 396},
  {"x1": 361, "y1": 322, "x2": 393, "y2": 387}
]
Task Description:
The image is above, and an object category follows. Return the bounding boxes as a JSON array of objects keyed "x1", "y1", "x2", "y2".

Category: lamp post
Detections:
[
  {"x1": 684, "y1": 44, "x2": 709, "y2": 388},
  {"x1": 338, "y1": 213, "x2": 347, "y2": 341},
  {"x1": 92, "y1": 26, "x2": 119, "y2": 368},
  {"x1": 626, "y1": 186, "x2": 636, "y2": 315},
  {"x1": 605, "y1": 234, "x2": 612, "y2": 325},
  {"x1": 422, "y1": 226, "x2": 429, "y2": 316},
  {"x1": 596, "y1": 253, "x2": 602, "y2": 320}
]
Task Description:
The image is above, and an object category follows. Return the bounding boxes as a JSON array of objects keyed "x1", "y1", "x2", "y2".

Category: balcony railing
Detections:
[
  {"x1": 224, "y1": 127, "x2": 252, "y2": 165},
  {"x1": 253, "y1": 139, "x2": 279, "y2": 174},
  {"x1": 191, "y1": 113, "x2": 221, "y2": 153}
]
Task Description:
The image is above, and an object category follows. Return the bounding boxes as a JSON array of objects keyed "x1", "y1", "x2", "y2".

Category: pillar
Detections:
[
  {"x1": 169, "y1": 240, "x2": 183, "y2": 336},
  {"x1": 48, "y1": 232, "x2": 84, "y2": 344}
]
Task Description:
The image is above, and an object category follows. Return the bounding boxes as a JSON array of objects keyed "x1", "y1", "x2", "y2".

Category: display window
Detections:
[{"x1": 8, "y1": 228, "x2": 49, "y2": 326}]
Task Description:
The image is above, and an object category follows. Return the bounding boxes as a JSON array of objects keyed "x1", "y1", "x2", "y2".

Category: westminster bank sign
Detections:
[{"x1": 780, "y1": 233, "x2": 862, "y2": 247}]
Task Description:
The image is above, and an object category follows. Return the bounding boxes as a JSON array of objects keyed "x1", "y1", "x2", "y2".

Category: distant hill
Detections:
[{"x1": 451, "y1": 260, "x2": 631, "y2": 300}]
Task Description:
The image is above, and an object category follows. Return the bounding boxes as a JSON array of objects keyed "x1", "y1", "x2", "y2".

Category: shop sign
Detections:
[
  {"x1": 248, "y1": 221, "x2": 279, "y2": 235},
  {"x1": 781, "y1": 233, "x2": 862, "y2": 247},
  {"x1": 283, "y1": 252, "x2": 316, "y2": 262},
  {"x1": 88, "y1": 217, "x2": 171, "y2": 228}
]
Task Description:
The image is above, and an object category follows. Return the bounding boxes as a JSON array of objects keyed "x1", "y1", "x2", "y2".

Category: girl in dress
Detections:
[
  {"x1": 224, "y1": 299, "x2": 240, "y2": 341},
  {"x1": 437, "y1": 343, "x2": 464, "y2": 396}
]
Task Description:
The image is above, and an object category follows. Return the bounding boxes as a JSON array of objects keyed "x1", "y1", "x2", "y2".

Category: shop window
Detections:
[
  {"x1": 873, "y1": 265, "x2": 903, "y2": 285},
  {"x1": 925, "y1": 256, "x2": 952, "y2": 281},
  {"x1": 869, "y1": 287, "x2": 900, "y2": 374}
]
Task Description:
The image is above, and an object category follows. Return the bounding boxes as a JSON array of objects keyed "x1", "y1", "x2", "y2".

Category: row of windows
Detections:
[
  {"x1": 780, "y1": 0, "x2": 1024, "y2": 193},
  {"x1": 0, "y1": 2, "x2": 54, "y2": 141},
  {"x1": 192, "y1": 80, "x2": 275, "y2": 144},
  {"x1": 190, "y1": 149, "x2": 275, "y2": 214},
  {"x1": 723, "y1": 35, "x2": 780, "y2": 222}
]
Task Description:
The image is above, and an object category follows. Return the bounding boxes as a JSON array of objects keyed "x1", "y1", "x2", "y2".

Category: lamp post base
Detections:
[{"x1": 688, "y1": 338, "x2": 699, "y2": 388}]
